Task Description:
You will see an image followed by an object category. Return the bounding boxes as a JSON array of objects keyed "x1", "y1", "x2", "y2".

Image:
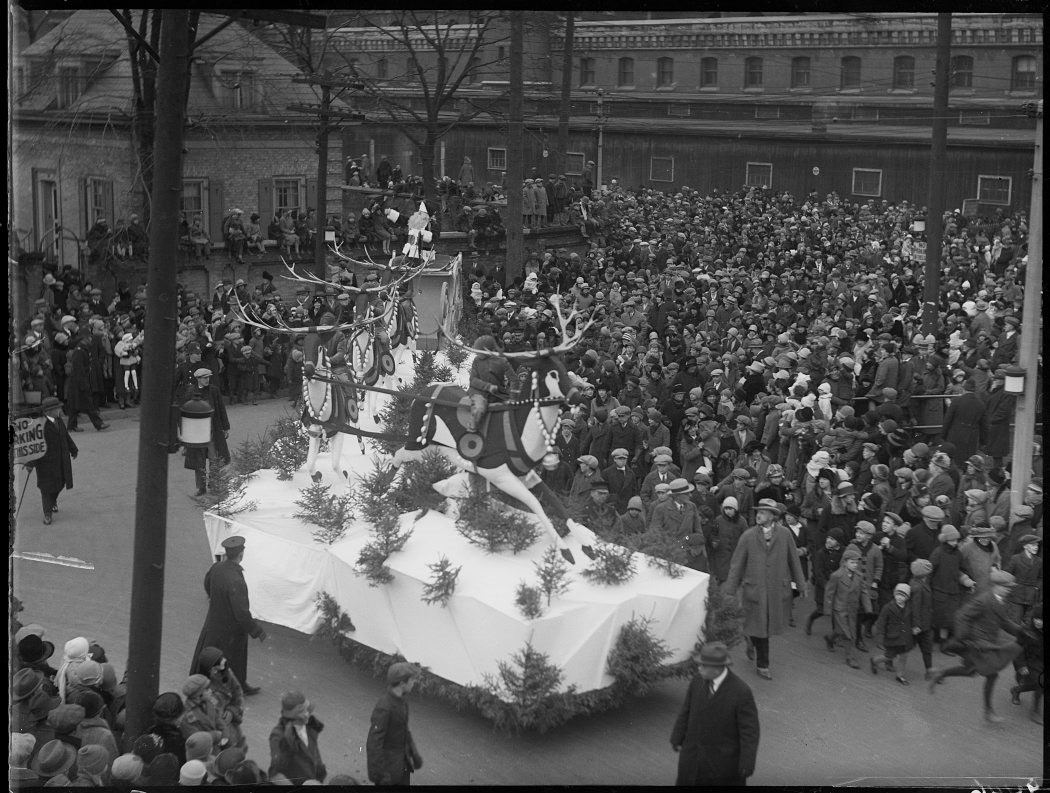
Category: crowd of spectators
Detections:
[{"x1": 11, "y1": 623, "x2": 360, "y2": 786}]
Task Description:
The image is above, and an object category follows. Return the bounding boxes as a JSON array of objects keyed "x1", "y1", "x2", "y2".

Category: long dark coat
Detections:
[
  {"x1": 709, "y1": 513, "x2": 747, "y2": 582},
  {"x1": 726, "y1": 524, "x2": 807, "y2": 638},
  {"x1": 366, "y1": 692, "x2": 420, "y2": 786},
  {"x1": 182, "y1": 382, "x2": 231, "y2": 470},
  {"x1": 941, "y1": 391, "x2": 986, "y2": 462},
  {"x1": 268, "y1": 715, "x2": 327, "y2": 784},
  {"x1": 66, "y1": 343, "x2": 95, "y2": 413},
  {"x1": 929, "y1": 544, "x2": 964, "y2": 630},
  {"x1": 191, "y1": 559, "x2": 264, "y2": 686},
  {"x1": 982, "y1": 388, "x2": 1015, "y2": 459},
  {"x1": 31, "y1": 418, "x2": 78, "y2": 493},
  {"x1": 670, "y1": 670, "x2": 760, "y2": 785}
]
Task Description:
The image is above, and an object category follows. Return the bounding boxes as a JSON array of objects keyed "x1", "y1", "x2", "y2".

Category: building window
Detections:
[
  {"x1": 950, "y1": 55, "x2": 973, "y2": 89},
  {"x1": 273, "y1": 178, "x2": 303, "y2": 218},
  {"x1": 668, "y1": 104, "x2": 691, "y2": 117},
  {"x1": 497, "y1": 46, "x2": 505, "y2": 62},
  {"x1": 656, "y1": 57, "x2": 674, "y2": 87},
  {"x1": 84, "y1": 177, "x2": 114, "y2": 231},
  {"x1": 466, "y1": 56, "x2": 481, "y2": 84},
  {"x1": 564, "y1": 152, "x2": 585, "y2": 175},
  {"x1": 851, "y1": 168, "x2": 882, "y2": 197},
  {"x1": 55, "y1": 65, "x2": 81, "y2": 109},
  {"x1": 744, "y1": 56, "x2": 763, "y2": 88},
  {"x1": 487, "y1": 147, "x2": 507, "y2": 171},
  {"x1": 977, "y1": 175, "x2": 1011, "y2": 205},
  {"x1": 745, "y1": 161, "x2": 772, "y2": 188},
  {"x1": 579, "y1": 57, "x2": 595, "y2": 86},
  {"x1": 790, "y1": 56, "x2": 810, "y2": 88},
  {"x1": 840, "y1": 56, "x2": 861, "y2": 90},
  {"x1": 700, "y1": 57, "x2": 718, "y2": 88},
  {"x1": 1011, "y1": 56, "x2": 1036, "y2": 91},
  {"x1": 892, "y1": 56, "x2": 915, "y2": 89},
  {"x1": 376, "y1": 57, "x2": 388, "y2": 79},
  {"x1": 405, "y1": 57, "x2": 414, "y2": 80},
  {"x1": 617, "y1": 57, "x2": 634, "y2": 87},
  {"x1": 217, "y1": 70, "x2": 255, "y2": 110},
  {"x1": 650, "y1": 156, "x2": 674, "y2": 182},
  {"x1": 181, "y1": 179, "x2": 208, "y2": 228}
]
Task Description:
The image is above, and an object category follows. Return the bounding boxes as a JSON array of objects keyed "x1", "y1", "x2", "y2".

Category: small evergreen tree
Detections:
[
  {"x1": 581, "y1": 540, "x2": 637, "y2": 585},
  {"x1": 355, "y1": 509, "x2": 413, "y2": 587},
  {"x1": 455, "y1": 478, "x2": 542, "y2": 553},
  {"x1": 606, "y1": 616, "x2": 673, "y2": 696},
  {"x1": 313, "y1": 590, "x2": 356, "y2": 641},
  {"x1": 696, "y1": 579, "x2": 745, "y2": 651},
  {"x1": 392, "y1": 450, "x2": 456, "y2": 513},
  {"x1": 421, "y1": 556, "x2": 461, "y2": 607},
  {"x1": 294, "y1": 482, "x2": 354, "y2": 545},
  {"x1": 443, "y1": 343, "x2": 469, "y2": 371},
  {"x1": 514, "y1": 581, "x2": 544, "y2": 620},
  {"x1": 635, "y1": 526, "x2": 689, "y2": 578},
  {"x1": 206, "y1": 464, "x2": 257, "y2": 516},
  {"x1": 481, "y1": 642, "x2": 577, "y2": 733},
  {"x1": 533, "y1": 545, "x2": 573, "y2": 606}
]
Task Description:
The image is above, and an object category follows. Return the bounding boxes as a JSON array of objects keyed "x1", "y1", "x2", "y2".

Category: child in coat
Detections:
[
  {"x1": 870, "y1": 584, "x2": 918, "y2": 685},
  {"x1": 907, "y1": 558, "x2": 936, "y2": 680},
  {"x1": 823, "y1": 546, "x2": 863, "y2": 668},
  {"x1": 805, "y1": 527, "x2": 845, "y2": 636},
  {"x1": 1009, "y1": 604, "x2": 1043, "y2": 724}
]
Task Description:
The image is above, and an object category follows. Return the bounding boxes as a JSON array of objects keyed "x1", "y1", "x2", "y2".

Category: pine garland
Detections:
[
  {"x1": 695, "y1": 579, "x2": 746, "y2": 651},
  {"x1": 312, "y1": 591, "x2": 696, "y2": 733},
  {"x1": 421, "y1": 556, "x2": 461, "y2": 607},
  {"x1": 313, "y1": 591, "x2": 356, "y2": 641},
  {"x1": 581, "y1": 540, "x2": 637, "y2": 585},
  {"x1": 392, "y1": 450, "x2": 456, "y2": 514},
  {"x1": 206, "y1": 463, "x2": 257, "y2": 517},
  {"x1": 355, "y1": 509, "x2": 412, "y2": 587},
  {"x1": 605, "y1": 615, "x2": 674, "y2": 697}
]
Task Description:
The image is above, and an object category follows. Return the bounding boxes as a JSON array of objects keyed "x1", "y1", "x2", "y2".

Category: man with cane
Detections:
[{"x1": 23, "y1": 397, "x2": 79, "y2": 524}]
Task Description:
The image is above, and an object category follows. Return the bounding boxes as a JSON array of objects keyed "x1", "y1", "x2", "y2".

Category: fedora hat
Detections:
[
  {"x1": 31, "y1": 740, "x2": 77, "y2": 778},
  {"x1": 967, "y1": 525, "x2": 996, "y2": 539},
  {"x1": 669, "y1": 478, "x2": 694, "y2": 495},
  {"x1": 695, "y1": 642, "x2": 732, "y2": 667},
  {"x1": 12, "y1": 667, "x2": 45, "y2": 701},
  {"x1": 18, "y1": 633, "x2": 56, "y2": 665},
  {"x1": 755, "y1": 498, "x2": 783, "y2": 515}
]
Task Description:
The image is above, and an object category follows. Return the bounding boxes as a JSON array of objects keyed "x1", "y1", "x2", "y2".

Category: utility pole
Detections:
[
  {"x1": 505, "y1": 11, "x2": 524, "y2": 285},
  {"x1": 1009, "y1": 99, "x2": 1042, "y2": 511},
  {"x1": 555, "y1": 13, "x2": 574, "y2": 174},
  {"x1": 124, "y1": 8, "x2": 191, "y2": 742},
  {"x1": 921, "y1": 12, "x2": 951, "y2": 334}
]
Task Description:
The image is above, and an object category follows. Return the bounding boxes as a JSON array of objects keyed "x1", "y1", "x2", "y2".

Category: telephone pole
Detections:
[
  {"x1": 921, "y1": 12, "x2": 951, "y2": 334},
  {"x1": 505, "y1": 11, "x2": 524, "y2": 285},
  {"x1": 124, "y1": 8, "x2": 191, "y2": 742},
  {"x1": 1009, "y1": 99, "x2": 1042, "y2": 511}
]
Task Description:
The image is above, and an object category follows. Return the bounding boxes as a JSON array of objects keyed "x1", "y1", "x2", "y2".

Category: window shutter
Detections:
[
  {"x1": 257, "y1": 179, "x2": 273, "y2": 226},
  {"x1": 80, "y1": 177, "x2": 89, "y2": 235},
  {"x1": 305, "y1": 177, "x2": 318, "y2": 214},
  {"x1": 207, "y1": 180, "x2": 224, "y2": 239},
  {"x1": 105, "y1": 180, "x2": 115, "y2": 226}
]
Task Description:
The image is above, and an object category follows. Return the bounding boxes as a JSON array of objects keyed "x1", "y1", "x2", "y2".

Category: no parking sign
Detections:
[{"x1": 12, "y1": 416, "x2": 47, "y2": 464}]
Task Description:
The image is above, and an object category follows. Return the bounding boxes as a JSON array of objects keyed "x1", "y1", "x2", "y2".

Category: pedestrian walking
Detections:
[
  {"x1": 908, "y1": 558, "x2": 936, "y2": 680},
  {"x1": 930, "y1": 525, "x2": 970, "y2": 648},
  {"x1": 1004, "y1": 534, "x2": 1042, "y2": 623},
  {"x1": 190, "y1": 536, "x2": 267, "y2": 695},
  {"x1": 1008, "y1": 604, "x2": 1043, "y2": 724},
  {"x1": 25, "y1": 396, "x2": 78, "y2": 525},
  {"x1": 804, "y1": 527, "x2": 845, "y2": 636},
  {"x1": 823, "y1": 546, "x2": 863, "y2": 667},
  {"x1": 367, "y1": 662, "x2": 423, "y2": 786},
  {"x1": 267, "y1": 691, "x2": 327, "y2": 784},
  {"x1": 725, "y1": 499, "x2": 807, "y2": 680},
  {"x1": 182, "y1": 368, "x2": 230, "y2": 496},
  {"x1": 928, "y1": 569, "x2": 1023, "y2": 724},
  {"x1": 870, "y1": 583, "x2": 918, "y2": 684},
  {"x1": 669, "y1": 642, "x2": 759, "y2": 786}
]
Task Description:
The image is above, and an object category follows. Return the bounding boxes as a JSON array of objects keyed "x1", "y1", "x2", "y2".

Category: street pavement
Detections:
[{"x1": 11, "y1": 399, "x2": 1045, "y2": 786}]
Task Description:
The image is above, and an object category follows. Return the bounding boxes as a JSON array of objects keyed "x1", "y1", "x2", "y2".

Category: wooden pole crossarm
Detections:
[{"x1": 190, "y1": 16, "x2": 239, "y2": 51}]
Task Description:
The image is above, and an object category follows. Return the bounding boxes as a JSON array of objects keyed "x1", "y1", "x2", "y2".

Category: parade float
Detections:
[{"x1": 201, "y1": 204, "x2": 713, "y2": 731}]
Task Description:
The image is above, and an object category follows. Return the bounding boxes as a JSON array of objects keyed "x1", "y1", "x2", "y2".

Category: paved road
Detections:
[{"x1": 11, "y1": 400, "x2": 1044, "y2": 786}]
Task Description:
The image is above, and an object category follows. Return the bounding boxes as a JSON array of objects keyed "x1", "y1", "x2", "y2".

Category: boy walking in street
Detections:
[
  {"x1": 870, "y1": 583, "x2": 918, "y2": 685},
  {"x1": 367, "y1": 662, "x2": 423, "y2": 786},
  {"x1": 824, "y1": 546, "x2": 863, "y2": 668}
]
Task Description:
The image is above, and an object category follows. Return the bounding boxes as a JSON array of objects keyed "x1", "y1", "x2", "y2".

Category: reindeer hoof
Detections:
[
  {"x1": 580, "y1": 545, "x2": 596, "y2": 560},
  {"x1": 560, "y1": 548, "x2": 576, "y2": 565},
  {"x1": 342, "y1": 470, "x2": 349, "y2": 480},
  {"x1": 311, "y1": 471, "x2": 322, "y2": 483}
]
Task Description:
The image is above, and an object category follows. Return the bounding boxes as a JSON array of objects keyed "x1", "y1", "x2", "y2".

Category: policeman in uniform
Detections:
[{"x1": 466, "y1": 335, "x2": 515, "y2": 434}]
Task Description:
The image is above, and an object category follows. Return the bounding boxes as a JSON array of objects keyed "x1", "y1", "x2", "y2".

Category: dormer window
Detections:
[
  {"x1": 217, "y1": 70, "x2": 256, "y2": 110},
  {"x1": 56, "y1": 65, "x2": 81, "y2": 109}
]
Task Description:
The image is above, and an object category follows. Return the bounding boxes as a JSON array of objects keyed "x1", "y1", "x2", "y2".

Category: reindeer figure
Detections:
[{"x1": 392, "y1": 296, "x2": 599, "y2": 564}]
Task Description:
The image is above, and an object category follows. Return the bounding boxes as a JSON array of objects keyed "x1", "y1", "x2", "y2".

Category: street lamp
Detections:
[
  {"x1": 1004, "y1": 366, "x2": 1027, "y2": 395},
  {"x1": 179, "y1": 397, "x2": 214, "y2": 447}
]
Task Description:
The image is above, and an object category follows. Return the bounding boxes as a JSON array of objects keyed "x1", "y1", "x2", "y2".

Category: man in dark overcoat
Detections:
[
  {"x1": 670, "y1": 642, "x2": 760, "y2": 786},
  {"x1": 940, "y1": 379, "x2": 986, "y2": 464},
  {"x1": 367, "y1": 662, "x2": 423, "y2": 786},
  {"x1": 65, "y1": 336, "x2": 108, "y2": 432},
  {"x1": 981, "y1": 370, "x2": 1014, "y2": 466},
  {"x1": 26, "y1": 397, "x2": 78, "y2": 524},
  {"x1": 191, "y1": 536, "x2": 266, "y2": 695},
  {"x1": 182, "y1": 368, "x2": 230, "y2": 495}
]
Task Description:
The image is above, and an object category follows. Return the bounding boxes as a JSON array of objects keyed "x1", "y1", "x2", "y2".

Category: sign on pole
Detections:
[
  {"x1": 912, "y1": 240, "x2": 927, "y2": 264},
  {"x1": 12, "y1": 416, "x2": 47, "y2": 464}
]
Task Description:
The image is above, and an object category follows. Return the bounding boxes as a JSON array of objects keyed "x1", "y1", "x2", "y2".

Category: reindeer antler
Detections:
[
  {"x1": 279, "y1": 256, "x2": 424, "y2": 295},
  {"x1": 548, "y1": 294, "x2": 597, "y2": 353},
  {"x1": 230, "y1": 292, "x2": 390, "y2": 336}
]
